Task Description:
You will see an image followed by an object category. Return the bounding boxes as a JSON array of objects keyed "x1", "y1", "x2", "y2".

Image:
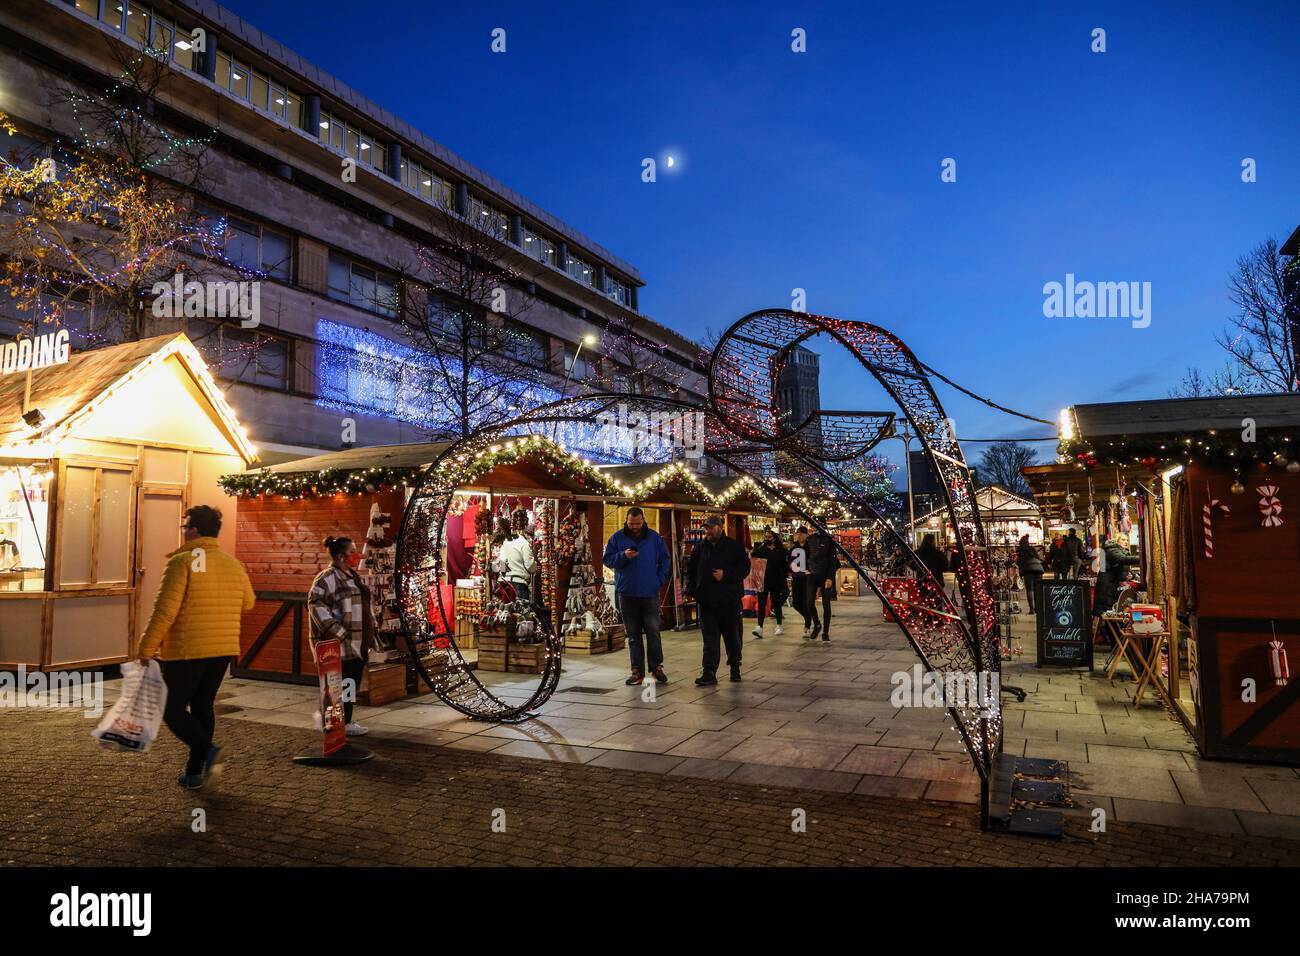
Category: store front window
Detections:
[{"x1": 0, "y1": 464, "x2": 51, "y2": 591}]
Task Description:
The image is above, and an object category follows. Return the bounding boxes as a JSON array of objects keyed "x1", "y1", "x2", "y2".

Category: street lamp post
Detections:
[
  {"x1": 884, "y1": 422, "x2": 917, "y2": 546},
  {"x1": 560, "y1": 332, "x2": 597, "y2": 401}
]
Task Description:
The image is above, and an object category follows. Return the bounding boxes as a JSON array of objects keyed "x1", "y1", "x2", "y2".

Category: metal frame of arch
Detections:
[{"x1": 396, "y1": 310, "x2": 1002, "y2": 820}]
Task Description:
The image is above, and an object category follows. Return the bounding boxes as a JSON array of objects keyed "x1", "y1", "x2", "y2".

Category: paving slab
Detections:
[{"x1": 1112, "y1": 798, "x2": 1245, "y2": 835}]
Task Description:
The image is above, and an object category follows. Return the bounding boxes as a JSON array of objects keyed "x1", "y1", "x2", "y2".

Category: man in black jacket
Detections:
[
  {"x1": 686, "y1": 516, "x2": 751, "y2": 684},
  {"x1": 803, "y1": 527, "x2": 838, "y2": 641}
]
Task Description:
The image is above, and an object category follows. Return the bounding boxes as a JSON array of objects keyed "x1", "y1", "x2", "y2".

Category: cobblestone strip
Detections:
[{"x1": 2, "y1": 710, "x2": 1297, "y2": 866}]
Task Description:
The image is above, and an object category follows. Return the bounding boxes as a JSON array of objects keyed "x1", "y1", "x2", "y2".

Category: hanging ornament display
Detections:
[
  {"x1": 1289, "y1": 461, "x2": 1300, "y2": 475},
  {"x1": 1230, "y1": 479, "x2": 1246, "y2": 495},
  {"x1": 1201, "y1": 483, "x2": 1230, "y2": 558},
  {"x1": 1269, "y1": 625, "x2": 1289, "y2": 687},
  {"x1": 1257, "y1": 484, "x2": 1283, "y2": 527}
]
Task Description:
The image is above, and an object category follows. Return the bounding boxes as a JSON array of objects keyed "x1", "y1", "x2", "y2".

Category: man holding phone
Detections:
[{"x1": 603, "y1": 507, "x2": 672, "y2": 686}]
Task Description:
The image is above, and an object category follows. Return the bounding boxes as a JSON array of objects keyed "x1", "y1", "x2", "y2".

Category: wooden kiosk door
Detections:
[{"x1": 136, "y1": 488, "x2": 185, "y2": 628}]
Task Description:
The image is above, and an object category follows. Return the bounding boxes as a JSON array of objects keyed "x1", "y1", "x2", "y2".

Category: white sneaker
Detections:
[
  {"x1": 751, "y1": 627, "x2": 763, "y2": 639},
  {"x1": 775, "y1": 625, "x2": 783, "y2": 635},
  {"x1": 345, "y1": 721, "x2": 369, "y2": 737}
]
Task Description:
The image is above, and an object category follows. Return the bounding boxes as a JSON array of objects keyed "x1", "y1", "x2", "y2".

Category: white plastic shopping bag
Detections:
[{"x1": 92, "y1": 659, "x2": 168, "y2": 753}]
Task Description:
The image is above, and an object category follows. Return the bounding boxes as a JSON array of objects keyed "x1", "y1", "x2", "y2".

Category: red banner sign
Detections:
[{"x1": 316, "y1": 638, "x2": 346, "y2": 756}]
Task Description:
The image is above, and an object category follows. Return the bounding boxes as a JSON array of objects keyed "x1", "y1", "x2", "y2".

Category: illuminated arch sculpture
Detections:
[{"x1": 396, "y1": 310, "x2": 1000, "y2": 807}]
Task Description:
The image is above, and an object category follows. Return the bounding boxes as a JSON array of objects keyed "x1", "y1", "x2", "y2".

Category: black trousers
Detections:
[
  {"x1": 1022, "y1": 572, "x2": 1043, "y2": 613},
  {"x1": 342, "y1": 658, "x2": 365, "y2": 724},
  {"x1": 819, "y1": 583, "x2": 833, "y2": 635},
  {"x1": 161, "y1": 656, "x2": 233, "y2": 775},
  {"x1": 756, "y1": 587, "x2": 786, "y2": 626},
  {"x1": 699, "y1": 600, "x2": 743, "y2": 676},
  {"x1": 793, "y1": 577, "x2": 823, "y2": 629},
  {"x1": 620, "y1": 594, "x2": 664, "y2": 673}
]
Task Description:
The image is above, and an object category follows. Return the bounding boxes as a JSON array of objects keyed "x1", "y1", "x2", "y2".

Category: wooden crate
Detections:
[
  {"x1": 564, "y1": 627, "x2": 607, "y2": 655},
  {"x1": 605, "y1": 624, "x2": 626, "y2": 653},
  {"x1": 506, "y1": 642, "x2": 548, "y2": 674},
  {"x1": 361, "y1": 662, "x2": 408, "y2": 706},
  {"x1": 477, "y1": 631, "x2": 511, "y2": 671},
  {"x1": 453, "y1": 618, "x2": 478, "y2": 648}
]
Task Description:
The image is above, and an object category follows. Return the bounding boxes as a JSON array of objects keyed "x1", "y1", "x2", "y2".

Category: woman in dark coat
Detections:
[
  {"x1": 1015, "y1": 534, "x2": 1045, "y2": 614},
  {"x1": 750, "y1": 530, "x2": 790, "y2": 638},
  {"x1": 1094, "y1": 534, "x2": 1140, "y2": 613}
]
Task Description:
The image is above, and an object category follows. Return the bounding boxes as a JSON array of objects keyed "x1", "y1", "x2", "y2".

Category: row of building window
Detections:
[
  {"x1": 317, "y1": 111, "x2": 386, "y2": 171},
  {"x1": 400, "y1": 158, "x2": 455, "y2": 208},
  {"x1": 76, "y1": 0, "x2": 639, "y2": 310},
  {"x1": 216, "y1": 53, "x2": 303, "y2": 128},
  {"x1": 328, "y1": 253, "x2": 399, "y2": 318}
]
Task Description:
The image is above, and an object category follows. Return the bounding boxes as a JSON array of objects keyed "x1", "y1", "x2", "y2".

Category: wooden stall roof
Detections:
[
  {"x1": 598, "y1": 462, "x2": 719, "y2": 507},
  {"x1": 909, "y1": 484, "x2": 1040, "y2": 528},
  {"x1": 0, "y1": 332, "x2": 258, "y2": 462},
  {"x1": 265, "y1": 442, "x2": 453, "y2": 473},
  {"x1": 1071, "y1": 393, "x2": 1300, "y2": 438},
  {"x1": 1023, "y1": 462, "x2": 1157, "y2": 505}
]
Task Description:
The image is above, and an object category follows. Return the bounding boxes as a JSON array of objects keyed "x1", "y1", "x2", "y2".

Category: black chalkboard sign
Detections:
[{"x1": 1035, "y1": 579, "x2": 1093, "y2": 668}]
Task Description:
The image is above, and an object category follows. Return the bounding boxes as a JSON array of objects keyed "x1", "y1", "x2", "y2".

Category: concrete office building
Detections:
[{"x1": 0, "y1": 0, "x2": 703, "y2": 462}]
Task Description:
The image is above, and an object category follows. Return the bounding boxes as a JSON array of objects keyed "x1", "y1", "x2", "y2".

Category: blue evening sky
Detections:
[{"x1": 221, "y1": 0, "x2": 1300, "y2": 465}]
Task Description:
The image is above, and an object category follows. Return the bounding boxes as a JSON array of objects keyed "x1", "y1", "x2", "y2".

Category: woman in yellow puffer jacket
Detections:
[{"x1": 136, "y1": 505, "x2": 255, "y2": 790}]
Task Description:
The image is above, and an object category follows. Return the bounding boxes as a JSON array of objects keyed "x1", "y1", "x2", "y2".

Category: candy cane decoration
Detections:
[
  {"x1": 1257, "y1": 484, "x2": 1283, "y2": 527},
  {"x1": 1202, "y1": 483, "x2": 1229, "y2": 558},
  {"x1": 1269, "y1": 623, "x2": 1289, "y2": 687}
]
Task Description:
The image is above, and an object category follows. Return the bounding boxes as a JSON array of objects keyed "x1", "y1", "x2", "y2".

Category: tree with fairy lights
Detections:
[
  {"x1": 390, "y1": 197, "x2": 557, "y2": 441},
  {"x1": 827, "y1": 452, "x2": 900, "y2": 515},
  {"x1": 0, "y1": 40, "x2": 279, "y2": 365}
]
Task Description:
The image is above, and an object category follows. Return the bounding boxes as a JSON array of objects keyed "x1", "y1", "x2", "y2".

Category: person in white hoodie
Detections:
[{"x1": 498, "y1": 530, "x2": 537, "y2": 601}]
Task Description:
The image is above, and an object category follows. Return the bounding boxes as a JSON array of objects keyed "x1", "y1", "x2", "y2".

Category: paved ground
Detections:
[
  {"x1": 3, "y1": 706, "x2": 1299, "y2": 866},
  {"x1": 192, "y1": 593, "x2": 1300, "y2": 839}
]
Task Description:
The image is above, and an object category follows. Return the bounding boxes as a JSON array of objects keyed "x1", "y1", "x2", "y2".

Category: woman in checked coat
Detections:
[{"x1": 309, "y1": 535, "x2": 378, "y2": 737}]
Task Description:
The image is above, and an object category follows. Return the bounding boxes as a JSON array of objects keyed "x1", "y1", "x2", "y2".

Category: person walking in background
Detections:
[
  {"x1": 603, "y1": 507, "x2": 672, "y2": 686},
  {"x1": 1064, "y1": 528, "x2": 1087, "y2": 579},
  {"x1": 686, "y1": 516, "x2": 750, "y2": 684},
  {"x1": 750, "y1": 529, "x2": 789, "y2": 639},
  {"x1": 136, "y1": 505, "x2": 255, "y2": 791},
  {"x1": 804, "y1": 526, "x2": 838, "y2": 641},
  {"x1": 309, "y1": 536, "x2": 378, "y2": 738},
  {"x1": 1048, "y1": 534, "x2": 1070, "y2": 578},
  {"x1": 788, "y1": 526, "x2": 817, "y2": 638},
  {"x1": 1016, "y1": 534, "x2": 1045, "y2": 615},
  {"x1": 498, "y1": 526, "x2": 536, "y2": 602},
  {"x1": 915, "y1": 533, "x2": 949, "y2": 607}
]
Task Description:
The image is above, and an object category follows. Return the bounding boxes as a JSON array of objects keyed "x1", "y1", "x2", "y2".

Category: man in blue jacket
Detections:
[{"x1": 602, "y1": 507, "x2": 672, "y2": 686}]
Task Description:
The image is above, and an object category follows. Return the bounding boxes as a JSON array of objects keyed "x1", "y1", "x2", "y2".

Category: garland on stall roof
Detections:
[
  {"x1": 218, "y1": 436, "x2": 623, "y2": 499},
  {"x1": 442, "y1": 435, "x2": 624, "y2": 498},
  {"x1": 218, "y1": 466, "x2": 415, "y2": 499},
  {"x1": 1058, "y1": 431, "x2": 1296, "y2": 476}
]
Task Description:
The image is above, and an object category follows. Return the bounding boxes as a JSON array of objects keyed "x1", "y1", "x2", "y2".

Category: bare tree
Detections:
[
  {"x1": 393, "y1": 201, "x2": 555, "y2": 440},
  {"x1": 1214, "y1": 239, "x2": 1298, "y2": 392},
  {"x1": 592, "y1": 316, "x2": 689, "y2": 399},
  {"x1": 977, "y1": 441, "x2": 1037, "y2": 497},
  {"x1": 1168, "y1": 363, "x2": 1252, "y2": 398}
]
